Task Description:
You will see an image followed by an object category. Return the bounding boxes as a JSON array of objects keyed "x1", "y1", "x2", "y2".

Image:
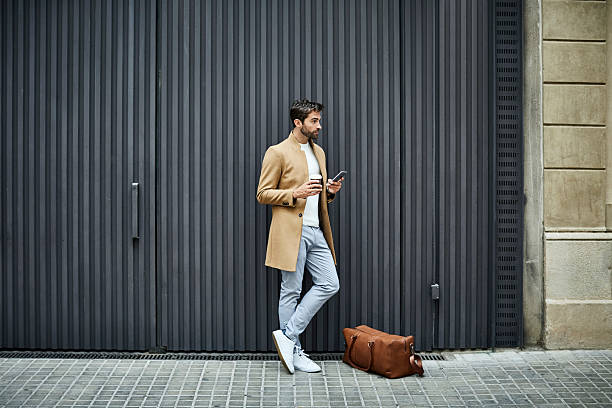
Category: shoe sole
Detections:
[
  {"x1": 272, "y1": 332, "x2": 294, "y2": 374},
  {"x1": 294, "y1": 367, "x2": 321, "y2": 373}
]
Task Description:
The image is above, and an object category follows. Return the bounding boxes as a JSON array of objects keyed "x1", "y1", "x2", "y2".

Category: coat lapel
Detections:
[
  {"x1": 312, "y1": 146, "x2": 326, "y2": 181},
  {"x1": 287, "y1": 130, "x2": 326, "y2": 181}
]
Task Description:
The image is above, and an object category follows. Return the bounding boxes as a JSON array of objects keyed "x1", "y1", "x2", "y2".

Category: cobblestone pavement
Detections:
[{"x1": 0, "y1": 350, "x2": 610, "y2": 407}]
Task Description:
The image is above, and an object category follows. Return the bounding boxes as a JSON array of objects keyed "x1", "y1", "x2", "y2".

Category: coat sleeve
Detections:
[
  {"x1": 256, "y1": 147, "x2": 297, "y2": 207},
  {"x1": 327, "y1": 191, "x2": 336, "y2": 204}
]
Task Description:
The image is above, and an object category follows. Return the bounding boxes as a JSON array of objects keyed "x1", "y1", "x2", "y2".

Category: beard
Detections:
[{"x1": 301, "y1": 127, "x2": 319, "y2": 140}]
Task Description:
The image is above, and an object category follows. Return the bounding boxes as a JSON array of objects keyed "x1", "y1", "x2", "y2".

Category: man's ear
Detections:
[{"x1": 293, "y1": 118, "x2": 302, "y2": 128}]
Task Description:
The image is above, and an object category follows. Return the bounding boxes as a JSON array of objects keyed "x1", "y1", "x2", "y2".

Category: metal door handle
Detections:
[{"x1": 131, "y1": 182, "x2": 139, "y2": 239}]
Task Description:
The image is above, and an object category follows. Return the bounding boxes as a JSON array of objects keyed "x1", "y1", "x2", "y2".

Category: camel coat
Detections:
[{"x1": 256, "y1": 130, "x2": 337, "y2": 271}]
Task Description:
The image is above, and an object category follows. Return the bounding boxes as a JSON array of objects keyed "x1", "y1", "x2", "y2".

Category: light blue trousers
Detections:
[{"x1": 279, "y1": 225, "x2": 340, "y2": 350}]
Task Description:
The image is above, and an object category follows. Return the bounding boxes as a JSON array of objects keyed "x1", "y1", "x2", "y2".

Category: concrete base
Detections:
[
  {"x1": 544, "y1": 233, "x2": 612, "y2": 349},
  {"x1": 544, "y1": 300, "x2": 612, "y2": 349}
]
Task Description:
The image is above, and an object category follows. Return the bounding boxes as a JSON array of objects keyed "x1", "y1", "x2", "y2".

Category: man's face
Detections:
[{"x1": 297, "y1": 111, "x2": 322, "y2": 140}]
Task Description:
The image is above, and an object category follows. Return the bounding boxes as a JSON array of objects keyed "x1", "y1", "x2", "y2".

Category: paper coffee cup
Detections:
[
  {"x1": 310, "y1": 174, "x2": 322, "y2": 193},
  {"x1": 310, "y1": 174, "x2": 322, "y2": 184}
]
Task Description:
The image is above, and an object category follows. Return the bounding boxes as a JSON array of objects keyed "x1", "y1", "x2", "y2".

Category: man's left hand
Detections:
[{"x1": 326, "y1": 177, "x2": 344, "y2": 194}]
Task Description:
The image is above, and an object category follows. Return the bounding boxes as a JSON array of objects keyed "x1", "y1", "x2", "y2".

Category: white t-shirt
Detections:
[{"x1": 299, "y1": 142, "x2": 321, "y2": 227}]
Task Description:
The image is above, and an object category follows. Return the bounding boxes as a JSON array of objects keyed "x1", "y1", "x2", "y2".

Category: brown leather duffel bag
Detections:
[{"x1": 342, "y1": 325, "x2": 424, "y2": 378}]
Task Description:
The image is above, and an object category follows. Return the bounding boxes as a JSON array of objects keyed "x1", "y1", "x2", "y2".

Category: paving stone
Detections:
[{"x1": 0, "y1": 350, "x2": 611, "y2": 407}]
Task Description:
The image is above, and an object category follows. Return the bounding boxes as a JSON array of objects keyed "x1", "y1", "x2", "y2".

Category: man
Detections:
[{"x1": 256, "y1": 99, "x2": 344, "y2": 374}]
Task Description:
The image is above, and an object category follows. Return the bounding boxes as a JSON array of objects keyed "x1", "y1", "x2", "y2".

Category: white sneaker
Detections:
[
  {"x1": 293, "y1": 347, "x2": 321, "y2": 373},
  {"x1": 272, "y1": 330, "x2": 295, "y2": 374}
]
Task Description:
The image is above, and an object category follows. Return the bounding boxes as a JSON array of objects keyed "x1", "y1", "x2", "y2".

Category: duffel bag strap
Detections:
[
  {"x1": 409, "y1": 343, "x2": 424, "y2": 376},
  {"x1": 347, "y1": 334, "x2": 375, "y2": 372}
]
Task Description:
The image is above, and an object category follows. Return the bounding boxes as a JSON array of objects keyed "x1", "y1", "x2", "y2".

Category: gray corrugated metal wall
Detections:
[
  {"x1": 1, "y1": 0, "x2": 521, "y2": 352},
  {"x1": 154, "y1": 0, "x2": 420, "y2": 351},
  {"x1": 399, "y1": 0, "x2": 437, "y2": 352},
  {"x1": 0, "y1": 0, "x2": 157, "y2": 350},
  {"x1": 157, "y1": 0, "x2": 494, "y2": 352},
  {"x1": 435, "y1": 0, "x2": 494, "y2": 348},
  {"x1": 156, "y1": 0, "x2": 436, "y2": 352}
]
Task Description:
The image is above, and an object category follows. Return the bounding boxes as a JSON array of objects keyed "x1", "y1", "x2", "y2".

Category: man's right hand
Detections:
[{"x1": 292, "y1": 180, "x2": 323, "y2": 199}]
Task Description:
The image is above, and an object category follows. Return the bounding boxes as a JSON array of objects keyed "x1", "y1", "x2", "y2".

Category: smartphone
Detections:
[{"x1": 332, "y1": 170, "x2": 347, "y2": 182}]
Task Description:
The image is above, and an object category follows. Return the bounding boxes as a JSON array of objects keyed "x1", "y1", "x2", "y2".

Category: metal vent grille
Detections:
[
  {"x1": 0, "y1": 351, "x2": 445, "y2": 361},
  {"x1": 494, "y1": 0, "x2": 523, "y2": 347}
]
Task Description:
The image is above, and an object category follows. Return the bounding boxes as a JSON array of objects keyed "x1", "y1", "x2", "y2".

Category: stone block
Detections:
[
  {"x1": 544, "y1": 170, "x2": 605, "y2": 229},
  {"x1": 543, "y1": 126, "x2": 606, "y2": 169},
  {"x1": 545, "y1": 238, "x2": 612, "y2": 299},
  {"x1": 543, "y1": 85, "x2": 607, "y2": 125},
  {"x1": 607, "y1": 204, "x2": 612, "y2": 230},
  {"x1": 543, "y1": 42, "x2": 606, "y2": 83},
  {"x1": 544, "y1": 300, "x2": 612, "y2": 349},
  {"x1": 543, "y1": 0, "x2": 606, "y2": 41}
]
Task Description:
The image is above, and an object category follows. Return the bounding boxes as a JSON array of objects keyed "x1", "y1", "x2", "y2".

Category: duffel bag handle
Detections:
[
  {"x1": 348, "y1": 334, "x2": 374, "y2": 372},
  {"x1": 408, "y1": 343, "x2": 424, "y2": 376}
]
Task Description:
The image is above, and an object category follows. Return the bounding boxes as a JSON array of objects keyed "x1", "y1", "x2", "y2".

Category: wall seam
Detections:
[{"x1": 606, "y1": 0, "x2": 612, "y2": 230}]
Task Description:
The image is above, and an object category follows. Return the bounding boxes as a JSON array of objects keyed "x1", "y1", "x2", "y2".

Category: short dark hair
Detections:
[{"x1": 290, "y1": 99, "x2": 324, "y2": 125}]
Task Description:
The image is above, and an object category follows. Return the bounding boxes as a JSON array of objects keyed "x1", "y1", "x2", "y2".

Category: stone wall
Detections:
[
  {"x1": 523, "y1": 0, "x2": 545, "y2": 347},
  {"x1": 540, "y1": 0, "x2": 612, "y2": 348}
]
